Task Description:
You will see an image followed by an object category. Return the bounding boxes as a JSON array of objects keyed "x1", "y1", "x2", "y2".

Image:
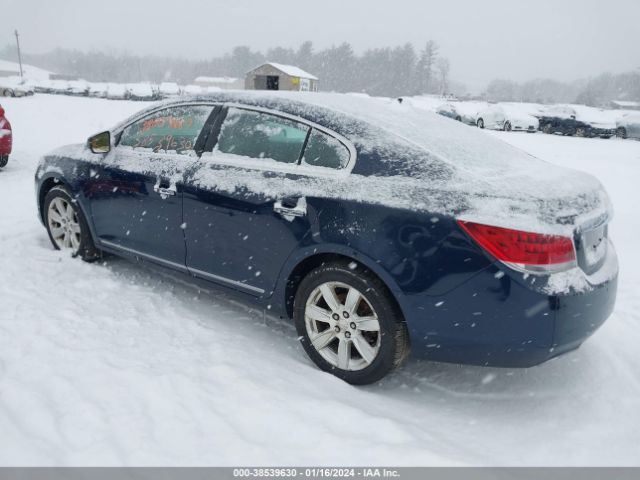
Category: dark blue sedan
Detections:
[{"x1": 35, "y1": 92, "x2": 618, "y2": 384}]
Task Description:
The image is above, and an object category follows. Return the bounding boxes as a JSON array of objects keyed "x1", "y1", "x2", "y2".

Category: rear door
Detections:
[
  {"x1": 182, "y1": 106, "x2": 353, "y2": 296},
  {"x1": 87, "y1": 104, "x2": 216, "y2": 268}
]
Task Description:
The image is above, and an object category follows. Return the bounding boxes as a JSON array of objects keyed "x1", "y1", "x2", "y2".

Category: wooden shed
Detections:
[{"x1": 245, "y1": 62, "x2": 318, "y2": 92}]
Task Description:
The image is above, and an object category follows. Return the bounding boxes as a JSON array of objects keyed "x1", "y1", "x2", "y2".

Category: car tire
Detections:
[
  {"x1": 44, "y1": 186, "x2": 101, "y2": 262},
  {"x1": 575, "y1": 127, "x2": 586, "y2": 137},
  {"x1": 293, "y1": 261, "x2": 410, "y2": 385},
  {"x1": 617, "y1": 127, "x2": 627, "y2": 139},
  {"x1": 542, "y1": 123, "x2": 553, "y2": 134},
  {"x1": 477, "y1": 118, "x2": 484, "y2": 129},
  {"x1": 503, "y1": 121, "x2": 512, "y2": 132},
  {"x1": 455, "y1": 116, "x2": 462, "y2": 122},
  {"x1": 0, "y1": 155, "x2": 7, "y2": 168},
  {"x1": 1, "y1": 88, "x2": 12, "y2": 97}
]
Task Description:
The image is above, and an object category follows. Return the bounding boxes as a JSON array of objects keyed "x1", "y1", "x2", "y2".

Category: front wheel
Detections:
[
  {"x1": 44, "y1": 186, "x2": 101, "y2": 261},
  {"x1": 294, "y1": 262, "x2": 410, "y2": 384},
  {"x1": 503, "y1": 121, "x2": 512, "y2": 131},
  {"x1": 477, "y1": 118, "x2": 484, "y2": 129},
  {"x1": 0, "y1": 155, "x2": 7, "y2": 168}
]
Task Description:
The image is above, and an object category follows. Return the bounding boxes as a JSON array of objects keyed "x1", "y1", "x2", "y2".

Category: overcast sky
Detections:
[{"x1": 2, "y1": 0, "x2": 639, "y2": 87}]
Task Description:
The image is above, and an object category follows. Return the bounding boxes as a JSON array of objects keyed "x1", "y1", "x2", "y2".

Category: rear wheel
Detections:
[
  {"x1": 1, "y1": 88, "x2": 13, "y2": 97},
  {"x1": 477, "y1": 118, "x2": 484, "y2": 129},
  {"x1": 617, "y1": 127, "x2": 627, "y2": 139},
  {"x1": 575, "y1": 127, "x2": 587, "y2": 137},
  {"x1": 44, "y1": 186, "x2": 100, "y2": 261},
  {"x1": 503, "y1": 121, "x2": 512, "y2": 132},
  {"x1": 542, "y1": 123, "x2": 553, "y2": 134},
  {"x1": 294, "y1": 262, "x2": 410, "y2": 384},
  {"x1": 0, "y1": 155, "x2": 7, "y2": 168}
]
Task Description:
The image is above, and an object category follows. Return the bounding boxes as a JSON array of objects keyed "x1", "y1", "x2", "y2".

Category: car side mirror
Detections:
[{"x1": 88, "y1": 131, "x2": 111, "y2": 154}]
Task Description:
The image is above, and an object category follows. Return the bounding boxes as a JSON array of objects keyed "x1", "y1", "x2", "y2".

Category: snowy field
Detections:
[{"x1": 1, "y1": 94, "x2": 639, "y2": 466}]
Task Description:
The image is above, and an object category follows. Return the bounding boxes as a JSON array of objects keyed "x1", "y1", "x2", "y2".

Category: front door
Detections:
[
  {"x1": 87, "y1": 104, "x2": 215, "y2": 268},
  {"x1": 182, "y1": 107, "x2": 315, "y2": 296}
]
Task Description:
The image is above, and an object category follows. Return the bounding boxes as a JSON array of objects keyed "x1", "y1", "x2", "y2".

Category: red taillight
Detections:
[{"x1": 458, "y1": 220, "x2": 576, "y2": 271}]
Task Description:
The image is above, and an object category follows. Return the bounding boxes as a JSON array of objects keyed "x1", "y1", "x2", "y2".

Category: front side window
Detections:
[
  {"x1": 119, "y1": 105, "x2": 213, "y2": 155},
  {"x1": 215, "y1": 108, "x2": 309, "y2": 164},
  {"x1": 302, "y1": 129, "x2": 350, "y2": 170}
]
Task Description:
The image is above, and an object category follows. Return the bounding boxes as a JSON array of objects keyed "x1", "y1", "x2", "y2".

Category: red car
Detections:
[{"x1": 0, "y1": 104, "x2": 12, "y2": 168}]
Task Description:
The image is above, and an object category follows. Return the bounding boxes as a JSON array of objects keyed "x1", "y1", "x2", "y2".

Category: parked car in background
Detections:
[
  {"x1": 127, "y1": 83, "x2": 158, "y2": 101},
  {"x1": 0, "y1": 104, "x2": 12, "y2": 168},
  {"x1": 0, "y1": 79, "x2": 35, "y2": 97},
  {"x1": 537, "y1": 105, "x2": 584, "y2": 136},
  {"x1": 182, "y1": 84, "x2": 204, "y2": 96},
  {"x1": 48, "y1": 80, "x2": 74, "y2": 96},
  {"x1": 616, "y1": 112, "x2": 640, "y2": 140},
  {"x1": 476, "y1": 104, "x2": 538, "y2": 132},
  {"x1": 89, "y1": 83, "x2": 109, "y2": 98},
  {"x1": 105, "y1": 83, "x2": 129, "y2": 100},
  {"x1": 35, "y1": 92, "x2": 618, "y2": 384},
  {"x1": 536, "y1": 105, "x2": 614, "y2": 138},
  {"x1": 67, "y1": 80, "x2": 90, "y2": 97},
  {"x1": 436, "y1": 103, "x2": 476, "y2": 125},
  {"x1": 158, "y1": 82, "x2": 181, "y2": 98}
]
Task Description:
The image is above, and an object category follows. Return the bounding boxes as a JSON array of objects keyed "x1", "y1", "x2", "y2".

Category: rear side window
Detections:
[
  {"x1": 215, "y1": 108, "x2": 309, "y2": 164},
  {"x1": 302, "y1": 129, "x2": 350, "y2": 170},
  {"x1": 119, "y1": 105, "x2": 213, "y2": 155}
]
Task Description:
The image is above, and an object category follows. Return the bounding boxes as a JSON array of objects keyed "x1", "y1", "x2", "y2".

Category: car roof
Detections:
[{"x1": 116, "y1": 91, "x2": 551, "y2": 181}]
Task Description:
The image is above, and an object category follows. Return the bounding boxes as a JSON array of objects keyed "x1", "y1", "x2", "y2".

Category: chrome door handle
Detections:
[
  {"x1": 274, "y1": 197, "x2": 307, "y2": 221},
  {"x1": 153, "y1": 181, "x2": 176, "y2": 199}
]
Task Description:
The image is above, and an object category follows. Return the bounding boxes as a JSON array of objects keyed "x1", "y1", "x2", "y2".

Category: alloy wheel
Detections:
[
  {"x1": 47, "y1": 197, "x2": 81, "y2": 252},
  {"x1": 304, "y1": 281, "x2": 381, "y2": 371}
]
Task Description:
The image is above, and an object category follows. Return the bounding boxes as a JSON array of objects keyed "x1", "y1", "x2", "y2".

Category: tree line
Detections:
[{"x1": 0, "y1": 40, "x2": 451, "y2": 97}]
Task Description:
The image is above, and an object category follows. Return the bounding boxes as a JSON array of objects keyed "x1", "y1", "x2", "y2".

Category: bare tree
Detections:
[
  {"x1": 415, "y1": 40, "x2": 439, "y2": 94},
  {"x1": 436, "y1": 57, "x2": 450, "y2": 95}
]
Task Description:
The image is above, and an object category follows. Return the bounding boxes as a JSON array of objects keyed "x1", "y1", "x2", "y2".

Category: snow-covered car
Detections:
[
  {"x1": 616, "y1": 112, "x2": 640, "y2": 140},
  {"x1": 67, "y1": 80, "x2": 90, "y2": 97},
  {"x1": 88, "y1": 83, "x2": 109, "y2": 98},
  {"x1": 127, "y1": 83, "x2": 158, "y2": 101},
  {"x1": 182, "y1": 84, "x2": 204, "y2": 96},
  {"x1": 35, "y1": 92, "x2": 618, "y2": 384},
  {"x1": 47, "y1": 80, "x2": 73, "y2": 96},
  {"x1": 436, "y1": 103, "x2": 476, "y2": 125},
  {"x1": 476, "y1": 104, "x2": 538, "y2": 132},
  {"x1": 105, "y1": 83, "x2": 129, "y2": 100},
  {"x1": 0, "y1": 104, "x2": 12, "y2": 168},
  {"x1": 537, "y1": 105, "x2": 614, "y2": 138},
  {"x1": 157, "y1": 82, "x2": 181, "y2": 98},
  {"x1": 0, "y1": 80, "x2": 35, "y2": 97}
]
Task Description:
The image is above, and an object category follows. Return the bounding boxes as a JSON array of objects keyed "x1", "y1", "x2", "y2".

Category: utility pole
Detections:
[{"x1": 14, "y1": 30, "x2": 24, "y2": 79}]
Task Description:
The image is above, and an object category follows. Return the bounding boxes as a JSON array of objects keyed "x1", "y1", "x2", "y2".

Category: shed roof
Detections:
[{"x1": 248, "y1": 62, "x2": 318, "y2": 80}]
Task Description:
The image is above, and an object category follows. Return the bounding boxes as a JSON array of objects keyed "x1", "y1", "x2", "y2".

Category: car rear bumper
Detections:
[{"x1": 401, "y1": 253, "x2": 618, "y2": 367}]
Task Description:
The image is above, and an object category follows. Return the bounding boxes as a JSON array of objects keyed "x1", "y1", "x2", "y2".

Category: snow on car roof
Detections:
[{"x1": 106, "y1": 91, "x2": 609, "y2": 239}]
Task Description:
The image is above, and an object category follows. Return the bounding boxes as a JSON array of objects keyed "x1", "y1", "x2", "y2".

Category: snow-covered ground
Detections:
[{"x1": 1, "y1": 95, "x2": 639, "y2": 466}]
